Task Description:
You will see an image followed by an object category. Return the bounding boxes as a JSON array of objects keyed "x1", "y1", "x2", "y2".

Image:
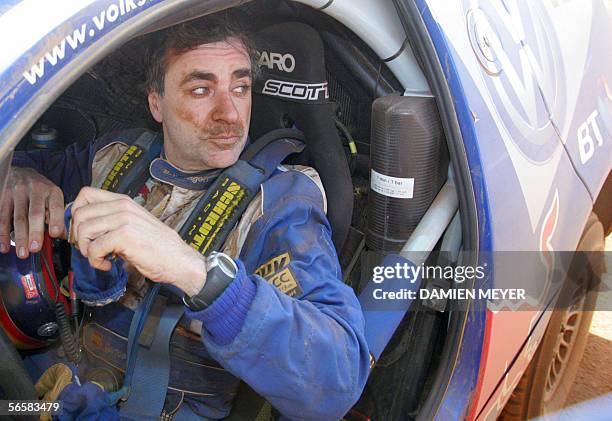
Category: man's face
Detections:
[{"x1": 148, "y1": 38, "x2": 252, "y2": 171}]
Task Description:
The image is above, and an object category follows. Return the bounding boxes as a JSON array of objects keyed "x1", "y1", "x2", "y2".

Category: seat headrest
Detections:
[
  {"x1": 250, "y1": 22, "x2": 354, "y2": 251},
  {"x1": 253, "y1": 22, "x2": 329, "y2": 105}
]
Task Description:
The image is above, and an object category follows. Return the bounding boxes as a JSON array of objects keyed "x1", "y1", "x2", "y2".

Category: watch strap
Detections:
[{"x1": 183, "y1": 252, "x2": 237, "y2": 311}]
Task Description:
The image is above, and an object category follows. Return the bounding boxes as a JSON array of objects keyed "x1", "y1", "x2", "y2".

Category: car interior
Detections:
[{"x1": 13, "y1": 1, "x2": 464, "y2": 419}]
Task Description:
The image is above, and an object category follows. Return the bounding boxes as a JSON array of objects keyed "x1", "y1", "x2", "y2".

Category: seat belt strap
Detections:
[
  {"x1": 179, "y1": 132, "x2": 304, "y2": 255},
  {"x1": 114, "y1": 129, "x2": 304, "y2": 419},
  {"x1": 101, "y1": 131, "x2": 163, "y2": 196},
  {"x1": 107, "y1": 283, "x2": 160, "y2": 406},
  {"x1": 118, "y1": 297, "x2": 185, "y2": 420}
]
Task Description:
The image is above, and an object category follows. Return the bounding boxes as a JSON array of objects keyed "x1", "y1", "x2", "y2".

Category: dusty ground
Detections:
[{"x1": 565, "y1": 234, "x2": 612, "y2": 405}]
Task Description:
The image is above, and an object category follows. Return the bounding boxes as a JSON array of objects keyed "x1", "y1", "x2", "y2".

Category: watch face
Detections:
[
  {"x1": 208, "y1": 252, "x2": 238, "y2": 278},
  {"x1": 185, "y1": 252, "x2": 237, "y2": 311}
]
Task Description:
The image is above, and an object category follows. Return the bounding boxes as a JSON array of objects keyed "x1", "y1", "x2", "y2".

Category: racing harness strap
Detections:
[
  {"x1": 100, "y1": 129, "x2": 305, "y2": 420},
  {"x1": 100, "y1": 131, "x2": 163, "y2": 196}
]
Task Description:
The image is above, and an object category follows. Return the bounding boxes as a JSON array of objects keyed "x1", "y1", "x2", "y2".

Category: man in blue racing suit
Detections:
[{"x1": 0, "y1": 16, "x2": 370, "y2": 420}]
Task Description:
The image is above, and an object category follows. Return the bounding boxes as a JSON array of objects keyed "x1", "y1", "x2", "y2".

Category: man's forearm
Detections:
[{"x1": 188, "y1": 265, "x2": 370, "y2": 421}]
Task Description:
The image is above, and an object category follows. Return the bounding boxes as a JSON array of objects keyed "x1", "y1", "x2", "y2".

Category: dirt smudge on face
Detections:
[{"x1": 174, "y1": 101, "x2": 199, "y2": 126}]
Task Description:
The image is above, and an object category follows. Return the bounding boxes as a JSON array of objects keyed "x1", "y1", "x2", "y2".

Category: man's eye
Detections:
[
  {"x1": 234, "y1": 85, "x2": 251, "y2": 95},
  {"x1": 192, "y1": 87, "x2": 209, "y2": 95}
]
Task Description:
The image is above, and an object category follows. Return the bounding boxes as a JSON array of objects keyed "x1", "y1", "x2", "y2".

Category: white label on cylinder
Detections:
[{"x1": 370, "y1": 169, "x2": 414, "y2": 199}]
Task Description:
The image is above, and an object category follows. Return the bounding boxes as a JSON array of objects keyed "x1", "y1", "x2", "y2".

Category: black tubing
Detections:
[
  {"x1": 55, "y1": 302, "x2": 79, "y2": 363},
  {"x1": 321, "y1": 31, "x2": 397, "y2": 98}
]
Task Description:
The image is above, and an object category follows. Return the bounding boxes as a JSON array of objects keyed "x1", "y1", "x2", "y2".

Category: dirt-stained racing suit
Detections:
[{"x1": 12, "y1": 128, "x2": 370, "y2": 420}]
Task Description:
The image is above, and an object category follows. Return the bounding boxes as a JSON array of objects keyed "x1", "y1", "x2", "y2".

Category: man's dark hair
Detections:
[{"x1": 146, "y1": 14, "x2": 258, "y2": 95}]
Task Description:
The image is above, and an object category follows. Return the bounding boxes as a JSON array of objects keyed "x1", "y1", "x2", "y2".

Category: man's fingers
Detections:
[
  {"x1": 76, "y1": 212, "x2": 130, "y2": 257},
  {"x1": 0, "y1": 196, "x2": 13, "y2": 253},
  {"x1": 47, "y1": 188, "x2": 66, "y2": 238},
  {"x1": 72, "y1": 186, "x2": 127, "y2": 212},
  {"x1": 87, "y1": 230, "x2": 125, "y2": 272},
  {"x1": 72, "y1": 198, "x2": 136, "y2": 244},
  {"x1": 28, "y1": 193, "x2": 46, "y2": 252},
  {"x1": 12, "y1": 186, "x2": 29, "y2": 259}
]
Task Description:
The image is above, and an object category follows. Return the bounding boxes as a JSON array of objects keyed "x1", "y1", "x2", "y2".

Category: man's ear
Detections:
[{"x1": 148, "y1": 91, "x2": 163, "y2": 123}]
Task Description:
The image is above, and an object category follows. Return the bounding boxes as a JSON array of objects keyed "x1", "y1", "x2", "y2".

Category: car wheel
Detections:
[{"x1": 500, "y1": 213, "x2": 604, "y2": 419}]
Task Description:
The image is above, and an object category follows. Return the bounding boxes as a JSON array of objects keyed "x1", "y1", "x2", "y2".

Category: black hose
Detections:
[
  {"x1": 333, "y1": 117, "x2": 358, "y2": 175},
  {"x1": 321, "y1": 31, "x2": 398, "y2": 98},
  {"x1": 54, "y1": 302, "x2": 79, "y2": 363},
  {"x1": 40, "y1": 253, "x2": 80, "y2": 363}
]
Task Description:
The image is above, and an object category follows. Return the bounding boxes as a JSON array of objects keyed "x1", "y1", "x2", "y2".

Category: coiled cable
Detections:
[
  {"x1": 54, "y1": 302, "x2": 80, "y2": 363},
  {"x1": 41, "y1": 251, "x2": 81, "y2": 363}
]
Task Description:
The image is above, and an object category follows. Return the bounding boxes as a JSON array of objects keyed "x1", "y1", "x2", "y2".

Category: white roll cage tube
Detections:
[{"x1": 401, "y1": 174, "x2": 460, "y2": 266}]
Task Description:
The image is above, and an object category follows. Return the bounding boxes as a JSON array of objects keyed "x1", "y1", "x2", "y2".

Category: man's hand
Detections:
[
  {"x1": 0, "y1": 167, "x2": 66, "y2": 258},
  {"x1": 71, "y1": 187, "x2": 207, "y2": 296}
]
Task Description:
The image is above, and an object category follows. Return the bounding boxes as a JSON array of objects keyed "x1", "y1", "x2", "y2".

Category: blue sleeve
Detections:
[{"x1": 187, "y1": 171, "x2": 370, "y2": 421}]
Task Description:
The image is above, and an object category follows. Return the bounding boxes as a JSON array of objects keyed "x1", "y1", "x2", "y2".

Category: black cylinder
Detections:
[{"x1": 366, "y1": 95, "x2": 446, "y2": 251}]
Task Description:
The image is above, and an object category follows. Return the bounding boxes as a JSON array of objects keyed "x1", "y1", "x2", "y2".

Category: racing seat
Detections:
[{"x1": 249, "y1": 22, "x2": 353, "y2": 251}]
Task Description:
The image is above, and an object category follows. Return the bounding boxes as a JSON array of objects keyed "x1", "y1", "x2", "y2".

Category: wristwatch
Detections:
[{"x1": 182, "y1": 251, "x2": 238, "y2": 311}]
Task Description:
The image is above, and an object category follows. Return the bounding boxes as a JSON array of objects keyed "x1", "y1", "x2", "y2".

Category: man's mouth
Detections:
[
  {"x1": 209, "y1": 135, "x2": 241, "y2": 143},
  {"x1": 205, "y1": 134, "x2": 243, "y2": 150}
]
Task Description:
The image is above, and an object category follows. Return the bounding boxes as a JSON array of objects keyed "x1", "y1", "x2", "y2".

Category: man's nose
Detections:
[{"x1": 211, "y1": 91, "x2": 239, "y2": 123}]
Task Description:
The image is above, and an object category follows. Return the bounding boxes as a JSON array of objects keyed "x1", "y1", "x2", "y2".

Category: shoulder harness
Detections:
[{"x1": 97, "y1": 128, "x2": 305, "y2": 420}]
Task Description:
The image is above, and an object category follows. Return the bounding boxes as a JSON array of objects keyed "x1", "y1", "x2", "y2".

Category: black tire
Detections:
[{"x1": 499, "y1": 213, "x2": 604, "y2": 420}]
